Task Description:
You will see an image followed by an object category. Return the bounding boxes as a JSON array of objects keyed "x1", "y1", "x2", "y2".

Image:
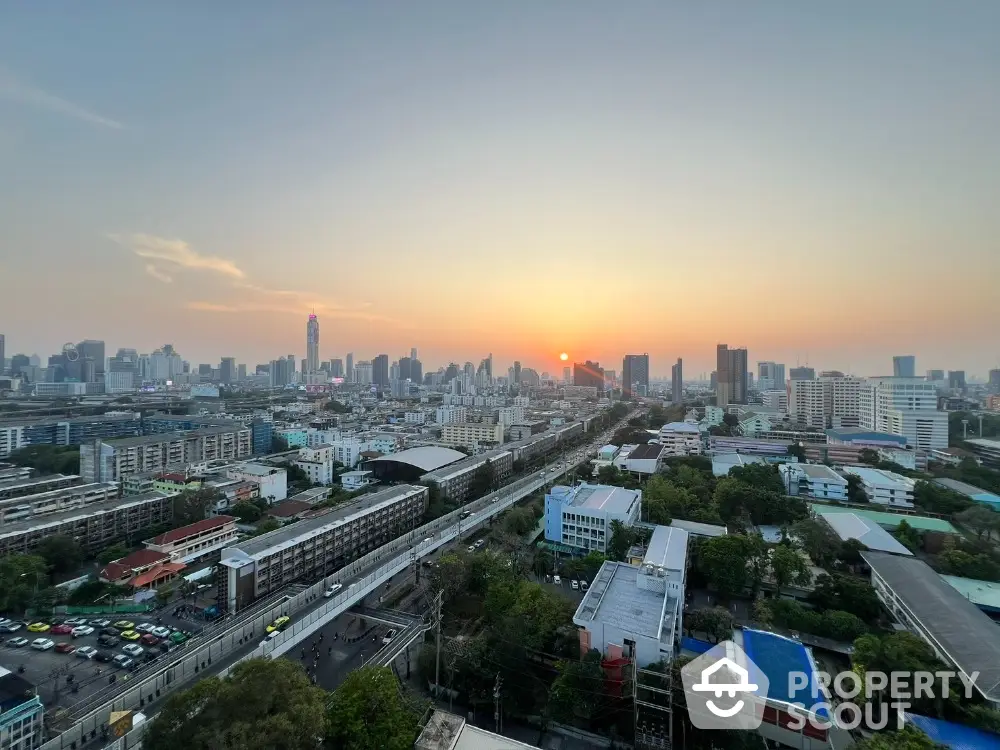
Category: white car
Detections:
[
  {"x1": 31, "y1": 638, "x2": 55, "y2": 651},
  {"x1": 7, "y1": 637, "x2": 28, "y2": 647},
  {"x1": 467, "y1": 545, "x2": 476, "y2": 552},
  {"x1": 64, "y1": 617, "x2": 88, "y2": 626},
  {"x1": 135, "y1": 623, "x2": 156, "y2": 634},
  {"x1": 91, "y1": 619, "x2": 112, "y2": 628},
  {"x1": 122, "y1": 643, "x2": 144, "y2": 657},
  {"x1": 382, "y1": 629, "x2": 397, "y2": 646},
  {"x1": 71, "y1": 625, "x2": 95, "y2": 638},
  {"x1": 581, "y1": 580, "x2": 589, "y2": 591},
  {"x1": 151, "y1": 626, "x2": 172, "y2": 639},
  {"x1": 0, "y1": 618, "x2": 11, "y2": 628},
  {"x1": 113, "y1": 655, "x2": 134, "y2": 669},
  {"x1": 553, "y1": 575, "x2": 562, "y2": 585},
  {"x1": 76, "y1": 645, "x2": 98, "y2": 659},
  {"x1": 474, "y1": 539, "x2": 485, "y2": 548},
  {"x1": 324, "y1": 583, "x2": 343, "y2": 598},
  {"x1": 571, "y1": 580, "x2": 579, "y2": 591}
]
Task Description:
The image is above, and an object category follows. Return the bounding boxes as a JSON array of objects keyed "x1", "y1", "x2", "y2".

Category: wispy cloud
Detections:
[
  {"x1": 0, "y1": 67, "x2": 124, "y2": 130},
  {"x1": 185, "y1": 299, "x2": 404, "y2": 326},
  {"x1": 109, "y1": 233, "x2": 245, "y2": 279},
  {"x1": 144, "y1": 264, "x2": 173, "y2": 283}
]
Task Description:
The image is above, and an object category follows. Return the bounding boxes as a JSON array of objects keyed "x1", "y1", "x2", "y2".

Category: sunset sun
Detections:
[{"x1": 559, "y1": 352, "x2": 568, "y2": 361}]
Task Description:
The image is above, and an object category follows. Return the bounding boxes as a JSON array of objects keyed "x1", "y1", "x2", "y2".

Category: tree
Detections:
[
  {"x1": 0, "y1": 554, "x2": 49, "y2": 614},
  {"x1": 596, "y1": 464, "x2": 624, "y2": 486},
  {"x1": 769, "y1": 545, "x2": 812, "y2": 588},
  {"x1": 846, "y1": 474, "x2": 869, "y2": 504},
  {"x1": 837, "y1": 538, "x2": 867, "y2": 565},
  {"x1": 956, "y1": 505, "x2": 1000, "y2": 541},
  {"x1": 852, "y1": 725, "x2": 947, "y2": 750},
  {"x1": 913, "y1": 480, "x2": 973, "y2": 515},
  {"x1": 7, "y1": 445, "x2": 80, "y2": 474},
  {"x1": 143, "y1": 659, "x2": 327, "y2": 750},
  {"x1": 790, "y1": 518, "x2": 842, "y2": 567},
  {"x1": 858, "y1": 448, "x2": 881, "y2": 466},
  {"x1": 253, "y1": 519, "x2": 281, "y2": 536},
  {"x1": 326, "y1": 665, "x2": 422, "y2": 750},
  {"x1": 173, "y1": 488, "x2": 219, "y2": 525},
  {"x1": 35, "y1": 534, "x2": 83, "y2": 575},
  {"x1": 469, "y1": 460, "x2": 495, "y2": 497},
  {"x1": 722, "y1": 413, "x2": 740, "y2": 429},
  {"x1": 430, "y1": 552, "x2": 470, "y2": 602},
  {"x1": 231, "y1": 502, "x2": 263, "y2": 524},
  {"x1": 156, "y1": 586, "x2": 174, "y2": 606},
  {"x1": 97, "y1": 542, "x2": 131, "y2": 565},
  {"x1": 684, "y1": 607, "x2": 734, "y2": 643},
  {"x1": 892, "y1": 520, "x2": 922, "y2": 552},
  {"x1": 549, "y1": 650, "x2": 609, "y2": 722},
  {"x1": 787, "y1": 443, "x2": 806, "y2": 462},
  {"x1": 502, "y1": 506, "x2": 536, "y2": 535},
  {"x1": 698, "y1": 534, "x2": 766, "y2": 598},
  {"x1": 809, "y1": 573, "x2": 882, "y2": 623},
  {"x1": 728, "y1": 464, "x2": 785, "y2": 494},
  {"x1": 607, "y1": 519, "x2": 638, "y2": 562}
]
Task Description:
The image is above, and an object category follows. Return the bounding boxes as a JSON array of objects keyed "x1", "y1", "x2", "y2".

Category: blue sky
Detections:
[{"x1": 2, "y1": 2, "x2": 999, "y2": 375}]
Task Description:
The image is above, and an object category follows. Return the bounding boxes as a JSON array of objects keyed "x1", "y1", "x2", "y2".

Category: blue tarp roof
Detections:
[
  {"x1": 907, "y1": 714, "x2": 1000, "y2": 749},
  {"x1": 681, "y1": 636, "x2": 713, "y2": 655},
  {"x1": 742, "y1": 628, "x2": 828, "y2": 718}
]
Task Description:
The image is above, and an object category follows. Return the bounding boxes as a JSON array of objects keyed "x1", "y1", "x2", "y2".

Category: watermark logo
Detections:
[{"x1": 680, "y1": 642, "x2": 769, "y2": 730}]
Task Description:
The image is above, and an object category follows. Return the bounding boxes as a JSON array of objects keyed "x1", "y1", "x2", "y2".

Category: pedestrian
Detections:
[
  {"x1": 301, "y1": 649, "x2": 306, "y2": 660},
  {"x1": 319, "y1": 632, "x2": 324, "y2": 643},
  {"x1": 328, "y1": 646, "x2": 332, "y2": 656}
]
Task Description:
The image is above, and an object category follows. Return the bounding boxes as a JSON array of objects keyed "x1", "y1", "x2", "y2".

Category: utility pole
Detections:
[
  {"x1": 493, "y1": 672, "x2": 503, "y2": 734},
  {"x1": 433, "y1": 590, "x2": 443, "y2": 699}
]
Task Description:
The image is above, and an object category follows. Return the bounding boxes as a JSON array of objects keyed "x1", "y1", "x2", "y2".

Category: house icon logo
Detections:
[{"x1": 680, "y1": 642, "x2": 769, "y2": 730}]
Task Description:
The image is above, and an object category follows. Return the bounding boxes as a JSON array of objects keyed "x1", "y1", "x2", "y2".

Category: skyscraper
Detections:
[
  {"x1": 237, "y1": 363, "x2": 247, "y2": 380},
  {"x1": 573, "y1": 361, "x2": 604, "y2": 390},
  {"x1": 671, "y1": 358, "x2": 683, "y2": 404},
  {"x1": 513, "y1": 361, "x2": 522, "y2": 386},
  {"x1": 410, "y1": 347, "x2": 417, "y2": 361},
  {"x1": 948, "y1": 371, "x2": 966, "y2": 391},
  {"x1": 373, "y1": 354, "x2": 389, "y2": 388},
  {"x1": 0, "y1": 334, "x2": 5, "y2": 374},
  {"x1": 399, "y1": 357, "x2": 412, "y2": 381},
  {"x1": 989, "y1": 369, "x2": 1000, "y2": 392},
  {"x1": 757, "y1": 361, "x2": 786, "y2": 391},
  {"x1": 622, "y1": 354, "x2": 650, "y2": 398},
  {"x1": 330, "y1": 358, "x2": 344, "y2": 379},
  {"x1": 306, "y1": 314, "x2": 320, "y2": 373},
  {"x1": 715, "y1": 344, "x2": 748, "y2": 406},
  {"x1": 926, "y1": 370, "x2": 945, "y2": 382},
  {"x1": 77, "y1": 340, "x2": 106, "y2": 376},
  {"x1": 346, "y1": 353, "x2": 354, "y2": 383},
  {"x1": 563, "y1": 366, "x2": 571, "y2": 383},
  {"x1": 790, "y1": 367, "x2": 815, "y2": 381},
  {"x1": 893, "y1": 355, "x2": 916, "y2": 378},
  {"x1": 220, "y1": 357, "x2": 236, "y2": 383}
]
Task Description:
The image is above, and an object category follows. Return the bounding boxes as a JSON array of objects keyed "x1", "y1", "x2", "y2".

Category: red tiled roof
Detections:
[
  {"x1": 146, "y1": 515, "x2": 236, "y2": 545},
  {"x1": 157, "y1": 472, "x2": 189, "y2": 482},
  {"x1": 130, "y1": 561, "x2": 187, "y2": 589},
  {"x1": 266, "y1": 500, "x2": 313, "y2": 518},
  {"x1": 99, "y1": 548, "x2": 170, "y2": 581}
]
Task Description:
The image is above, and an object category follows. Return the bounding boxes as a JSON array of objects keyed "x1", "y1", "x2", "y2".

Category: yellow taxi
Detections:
[
  {"x1": 265, "y1": 616, "x2": 290, "y2": 634},
  {"x1": 120, "y1": 630, "x2": 141, "y2": 641},
  {"x1": 27, "y1": 622, "x2": 50, "y2": 633},
  {"x1": 113, "y1": 620, "x2": 135, "y2": 630}
]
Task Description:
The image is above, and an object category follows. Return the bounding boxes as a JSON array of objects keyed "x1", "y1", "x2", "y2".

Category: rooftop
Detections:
[
  {"x1": 643, "y1": 525, "x2": 688, "y2": 572},
  {"x1": 0, "y1": 481, "x2": 119, "y2": 506},
  {"x1": 231, "y1": 463, "x2": 284, "y2": 476},
  {"x1": 825, "y1": 427, "x2": 907, "y2": 444},
  {"x1": 567, "y1": 483, "x2": 640, "y2": 516},
  {"x1": 366, "y1": 445, "x2": 467, "y2": 472},
  {"x1": 146, "y1": 515, "x2": 235, "y2": 545},
  {"x1": 660, "y1": 421, "x2": 700, "y2": 433},
  {"x1": 862, "y1": 551, "x2": 1000, "y2": 702},
  {"x1": 737, "y1": 628, "x2": 827, "y2": 716},
  {"x1": 796, "y1": 464, "x2": 847, "y2": 482},
  {"x1": 266, "y1": 500, "x2": 315, "y2": 518},
  {"x1": 669, "y1": 519, "x2": 727, "y2": 538},
  {"x1": 933, "y1": 478, "x2": 1000, "y2": 505},
  {"x1": 627, "y1": 444, "x2": 664, "y2": 461},
  {"x1": 0, "y1": 491, "x2": 177, "y2": 540},
  {"x1": 842, "y1": 466, "x2": 915, "y2": 487},
  {"x1": 810, "y1": 503, "x2": 959, "y2": 534},
  {"x1": 820, "y1": 512, "x2": 913, "y2": 556},
  {"x1": 0, "y1": 473, "x2": 80, "y2": 491},
  {"x1": 102, "y1": 425, "x2": 246, "y2": 448},
  {"x1": 222, "y1": 484, "x2": 426, "y2": 561},
  {"x1": 940, "y1": 575, "x2": 1000, "y2": 612},
  {"x1": 100, "y1": 548, "x2": 170, "y2": 580},
  {"x1": 420, "y1": 448, "x2": 512, "y2": 482},
  {"x1": 574, "y1": 561, "x2": 676, "y2": 644},
  {"x1": 0, "y1": 667, "x2": 38, "y2": 713},
  {"x1": 906, "y1": 714, "x2": 1000, "y2": 750}
]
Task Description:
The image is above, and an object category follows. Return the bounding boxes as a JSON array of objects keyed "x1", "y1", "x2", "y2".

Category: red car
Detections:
[
  {"x1": 50, "y1": 624, "x2": 74, "y2": 635},
  {"x1": 54, "y1": 642, "x2": 76, "y2": 654},
  {"x1": 140, "y1": 634, "x2": 159, "y2": 646}
]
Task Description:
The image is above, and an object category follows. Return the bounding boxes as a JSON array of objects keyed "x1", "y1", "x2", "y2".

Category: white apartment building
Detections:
[
  {"x1": 441, "y1": 422, "x2": 504, "y2": 448},
  {"x1": 544, "y1": 483, "x2": 643, "y2": 554},
  {"x1": 354, "y1": 361, "x2": 373, "y2": 385},
  {"x1": 0, "y1": 425, "x2": 26, "y2": 460},
  {"x1": 658, "y1": 422, "x2": 703, "y2": 455},
  {"x1": 788, "y1": 379, "x2": 827, "y2": 428},
  {"x1": 859, "y1": 378, "x2": 948, "y2": 451},
  {"x1": 226, "y1": 463, "x2": 288, "y2": 502},
  {"x1": 842, "y1": 466, "x2": 915, "y2": 508},
  {"x1": 760, "y1": 390, "x2": 788, "y2": 412},
  {"x1": 778, "y1": 463, "x2": 848, "y2": 501},
  {"x1": 825, "y1": 375, "x2": 863, "y2": 428},
  {"x1": 104, "y1": 371, "x2": 135, "y2": 394},
  {"x1": 325, "y1": 437, "x2": 372, "y2": 467},
  {"x1": 495, "y1": 406, "x2": 525, "y2": 430},
  {"x1": 513, "y1": 396, "x2": 530, "y2": 407},
  {"x1": 435, "y1": 405, "x2": 468, "y2": 424},
  {"x1": 404, "y1": 412, "x2": 426, "y2": 424}
]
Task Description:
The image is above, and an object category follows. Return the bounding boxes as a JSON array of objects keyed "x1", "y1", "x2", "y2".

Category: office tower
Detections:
[
  {"x1": 77, "y1": 340, "x2": 106, "y2": 376},
  {"x1": 390, "y1": 360, "x2": 400, "y2": 381},
  {"x1": 563, "y1": 366, "x2": 571, "y2": 384},
  {"x1": 790, "y1": 367, "x2": 815, "y2": 381},
  {"x1": 671, "y1": 358, "x2": 683, "y2": 404},
  {"x1": 10, "y1": 354, "x2": 29, "y2": 376},
  {"x1": 893, "y1": 356, "x2": 916, "y2": 378},
  {"x1": 306, "y1": 314, "x2": 320, "y2": 373},
  {"x1": 989, "y1": 369, "x2": 1000, "y2": 392},
  {"x1": 860, "y1": 377, "x2": 948, "y2": 450},
  {"x1": 269, "y1": 357, "x2": 294, "y2": 387},
  {"x1": 486, "y1": 353, "x2": 493, "y2": 381},
  {"x1": 373, "y1": 354, "x2": 389, "y2": 388},
  {"x1": 355, "y1": 361, "x2": 373, "y2": 385},
  {"x1": 926, "y1": 369, "x2": 945, "y2": 382},
  {"x1": 410, "y1": 358, "x2": 422, "y2": 384},
  {"x1": 0, "y1": 334, "x2": 4, "y2": 374},
  {"x1": 82, "y1": 358, "x2": 96, "y2": 383},
  {"x1": 410, "y1": 347, "x2": 417, "y2": 361},
  {"x1": 573, "y1": 360, "x2": 604, "y2": 390},
  {"x1": 948, "y1": 371, "x2": 966, "y2": 391},
  {"x1": 330, "y1": 358, "x2": 344, "y2": 379},
  {"x1": 197, "y1": 363, "x2": 212, "y2": 377},
  {"x1": 237, "y1": 364, "x2": 246, "y2": 380},
  {"x1": 220, "y1": 357, "x2": 236, "y2": 384},
  {"x1": 622, "y1": 354, "x2": 650, "y2": 398},
  {"x1": 346, "y1": 353, "x2": 354, "y2": 383},
  {"x1": 715, "y1": 344, "x2": 748, "y2": 406},
  {"x1": 788, "y1": 374, "x2": 863, "y2": 429},
  {"x1": 757, "y1": 361, "x2": 786, "y2": 391},
  {"x1": 513, "y1": 361, "x2": 522, "y2": 386}
]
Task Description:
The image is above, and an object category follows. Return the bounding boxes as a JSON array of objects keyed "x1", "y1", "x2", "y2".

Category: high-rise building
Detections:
[
  {"x1": 77, "y1": 340, "x2": 106, "y2": 377},
  {"x1": 860, "y1": 377, "x2": 947, "y2": 450},
  {"x1": 410, "y1": 359, "x2": 422, "y2": 384},
  {"x1": 757, "y1": 361, "x2": 786, "y2": 391},
  {"x1": 893, "y1": 356, "x2": 916, "y2": 378},
  {"x1": 562, "y1": 366, "x2": 571, "y2": 384},
  {"x1": 790, "y1": 367, "x2": 815, "y2": 381},
  {"x1": 306, "y1": 314, "x2": 320, "y2": 373},
  {"x1": 926, "y1": 369, "x2": 945, "y2": 382},
  {"x1": 399, "y1": 357, "x2": 412, "y2": 382},
  {"x1": 410, "y1": 347, "x2": 418, "y2": 361},
  {"x1": 0, "y1": 333, "x2": 5, "y2": 374},
  {"x1": 330, "y1": 358, "x2": 344, "y2": 379},
  {"x1": 11, "y1": 354, "x2": 29, "y2": 376},
  {"x1": 573, "y1": 361, "x2": 604, "y2": 390},
  {"x1": 948, "y1": 371, "x2": 966, "y2": 391},
  {"x1": 513, "y1": 361, "x2": 522, "y2": 386},
  {"x1": 269, "y1": 357, "x2": 294, "y2": 387},
  {"x1": 715, "y1": 344, "x2": 748, "y2": 406},
  {"x1": 989, "y1": 369, "x2": 1000, "y2": 392},
  {"x1": 346, "y1": 353, "x2": 354, "y2": 383},
  {"x1": 622, "y1": 354, "x2": 650, "y2": 398},
  {"x1": 671, "y1": 358, "x2": 683, "y2": 404},
  {"x1": 355, "y1": 360, "x2": 373, "y2": 385},
  {"x1": 788, "y1": 374, "x2": 863, "y2": 429},
  {"x1": 220, "y1": 357, "x2": 236, "y2": 384},
  {"x1": 373, "y1": 354, "x2": 389, "y2": 388},
  {"x1": 237, "y1": 363, "x2": 247, "y2": 380}
]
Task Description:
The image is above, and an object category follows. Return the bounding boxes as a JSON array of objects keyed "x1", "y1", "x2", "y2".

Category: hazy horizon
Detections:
[{"x1": 3, "y1": 2, "x2": 999, "y2": 376}]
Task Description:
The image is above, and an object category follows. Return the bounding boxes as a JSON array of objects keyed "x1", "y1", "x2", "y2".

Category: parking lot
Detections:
[{"x1": 0, "y1": 616, "x2": 198, "y2": 710}]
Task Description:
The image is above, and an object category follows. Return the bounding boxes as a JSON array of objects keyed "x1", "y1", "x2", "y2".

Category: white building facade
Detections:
[
  {"x1": 842, "y1": 466, "x2": 915, "y2": 508},
  {"x1": 859, "y1": 378, "x2": 948, "y2": 450},
  {"x1": 657, "y1": 422, "x2": 702, "y2": 455}
]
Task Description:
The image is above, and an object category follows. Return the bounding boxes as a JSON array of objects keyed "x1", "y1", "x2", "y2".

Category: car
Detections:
[
  {"x1": 467, "y1": 545, "x2": 476, "y2": 552},
  {"x1": 143, "y1": 651, "x2": 159, "y2": 663},
  {"x1": 63, "y1": 617, "x2": 88, "y2": 626},
  {"x1": 76, "y1": 645, "x2": 98, "y2": 659},
  {"x1": 55, "y1": 642, "x2": 76, "y2": 654},
  {"x1": 71, "y1": 625, "x2": 95, "y2": 638},
  {"x1": 0, "y1": 618, "x2": 10, "y2": 628},
  {"x1": 113, "y1": 655, "x2": 134, "y2": 669},
  {"x1": 157, "y1": 641, "x2": 173, "y2": 654},
  {"x1": 26, "y1": 622, "x2": 50, "y2": 633},
  {"x1": 120, "y1": 630, "x2": 141, "y2": 641},
  {"x1": 31, "y1": 638, "x2": 55, "y2": 651},
  {"x1": 260, "y1": 630, "x2": 281, "y2": 647},
  {"x1": 580, "y1": 580, "x2": 589, "y2": 591},
  {"x1": 169, "y1": 631, "x2": 188, "y2": 644},
  {"x1": 6, "y1": 637, "x2": 28, "y2": 648},
  {"x1": 266, "y1": 616, "x2": 290, "y2": 634},
  {"x1": 1, "y1": 622, "x2": 22, "y2": 633},
  {"x1": 100, "y1": 626, "x2": 120, "y2": 637},
  {"x1": 151, "y1": 626, "x2": 171, "y2": 639},
  {"x1": 98, "y1": 635, "x2": 120, "y2": 648},
  {"x1": 94, "y1": 650, "x2": 114, "y2": 663},
  {"x1": 91, "y1": 619, "x2": 112, "y2": 628},
  {"x1": 140, "y1": 634, "x2": 159, "y2": 646},
  {"x1": 553, "y1": 575, "x2": 562, "y2": 585},
  {"x1": 323, "y1": 583, "x2": 343, "y2": 598},
  {"x1": 571, "y1": 580, "x2": 579, "y2": 590},
  {"x1": 474, "y1": 539, "x2": 485, "y2": 548},
  {"x1": 382, "y1": 629, "x2": 397, "y2": 646},
  {"x1": 49, "y1": 623, "x2": 74, "y2": 635},
  {"x1": 112, "y1": 620, "x2": 134, "y2": 630},
  {"x1": 135, "y1": 623, "x2": 156, "y2": 634},
  {"x1": 122, "y1": 643, "x2": 144, "y2": 657}
]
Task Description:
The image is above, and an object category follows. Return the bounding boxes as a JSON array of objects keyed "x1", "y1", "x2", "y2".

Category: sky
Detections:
[{"x1": 2, "y1": 2, "x2": 999, "y2": 378}]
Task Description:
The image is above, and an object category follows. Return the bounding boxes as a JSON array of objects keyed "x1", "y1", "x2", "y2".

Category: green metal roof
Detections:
[
  {"x1": 941, "y1": 575, "x2": 1000, "y2": 612},
  {"x1": 810, "y1": 503, "x2": 959, "y2": 533}
]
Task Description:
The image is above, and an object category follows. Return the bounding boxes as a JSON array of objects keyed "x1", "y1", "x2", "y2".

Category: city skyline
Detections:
[{"x1": 2, "y1": 4, "x2": 999, "y2": 374}]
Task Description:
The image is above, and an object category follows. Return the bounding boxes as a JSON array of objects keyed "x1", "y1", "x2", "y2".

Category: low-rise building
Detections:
[
  {"x1": 573, "y1": 525, "x2": 687, "y2": 665},
  {"x1": 842, "y1": 466, "x2": 915, "y2": 508},
  {"x1": 544, "y1": 483, "x2": 642, "y2": 554},
  {"x1": 0, "y1": 473, "x2": 82, "y2": 501},
  {"x1": 434, "y1": 406, "x2": 467, "y2": 425},
  {"x1": 99, "y1": 548, "x2": 181, "y2": 590},
  {"x1": 295, "y1": 445, "x2": 335, "y2": 485},
  {"x1": 0, "y1": 666, "x2": 44, "y2": 750},
  {"x1": 657, "y1": 422, "x2": 702, "y2": 456},
  {"x1": 0, "y1": 482, "x2": 119, "y2": 526},
  {"x1": 144, "y1": 515, "x2": 238, "y2": 563},
  {"x1": 623, "y1": 443, "x2": 663, "y2": 475},
  {"x1": 711, "y1": 452, "x2": 769, "y2": 476},
  {"x1": 217, "y1": 484, "x2": 428, "y2": 612},
  {"x1": 340, "y1": 470, "x2": 374, "y2": 490},
  {"x1": 225, "y1": 463, "x2": 287, "y2": 503},
  {"x1": 964, "y1": 438, "x2": 1000, "y2": 468},
  {"x1": 933, "y1": 478, "x2": 1000, "y2": 511},
  {"x1": 420, "y1": 449, "x2": 513, "y2": 503},
  {"x1": 778, "y1": 463, "x2": 848, "y2": 501}
]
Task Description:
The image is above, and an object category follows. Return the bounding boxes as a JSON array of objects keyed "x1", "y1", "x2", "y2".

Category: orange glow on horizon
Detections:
[{"x1": 559, "y1": 352, "x2": 569, "y2": 361}]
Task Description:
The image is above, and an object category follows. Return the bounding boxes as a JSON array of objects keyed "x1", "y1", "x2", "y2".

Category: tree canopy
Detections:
[
  {"x1": 326, "y1": 666, "x2": 422, "y2": 750},
  {"x1": 7, "y1": 445, "x2": 80, "y2": 474},
  {"x1": 697, "y1": 534, "x2": 767, "y2": 598},
  {"x1": 35, "y1": 534, "x2": 83, "y2": 575}
]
